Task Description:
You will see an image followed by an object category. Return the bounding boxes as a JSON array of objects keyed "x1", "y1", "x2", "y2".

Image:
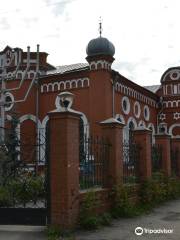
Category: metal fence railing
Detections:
[
  {"x1": 151, "y1": 144, "x2": 162, "y2": 173},
  {"x1": 123, "y1": 141, "x2": 140, "y2": 184},
  {"x1": 79, "y1": 135, "x2": 111, "y2": 190},
  {"x1": 171, "y1": 147, "x2": 179, "y2": 176}
]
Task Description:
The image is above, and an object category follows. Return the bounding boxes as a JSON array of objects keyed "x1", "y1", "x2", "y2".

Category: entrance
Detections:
[{"x1": 0, "y1": 127, "x2": 49, "y2": 225}]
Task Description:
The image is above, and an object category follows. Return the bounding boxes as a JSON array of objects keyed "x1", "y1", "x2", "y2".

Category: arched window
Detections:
[{"x1": 129, "y1": 121, "x2": 135, "y2": 144}]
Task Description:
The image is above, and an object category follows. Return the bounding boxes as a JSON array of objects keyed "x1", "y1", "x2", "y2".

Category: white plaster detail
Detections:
[
  {"x1": 173, "y1": 112, "x2": 180, "y2": 120},
  {"x1": 89, "y1": 60, "x2": 112, "y2": 70},
  {"x1": 133, "y1": 101, "x2": 141, "y2": 118},
  {"x1": 163, "y1": 100, "x2": 180, "y2": 108},
  {"x1": 41, "y1": 77, "x2": 89, "y2": 93},
  {"x1": 115, "y1": 114, "x2": 125, "y2": 124},
  {"x1": 162, "y1": 69, "x2": 180, "y2": 82},
  {"x1": 121, "y1": 96, "x2": 130, "y2": 115},
  {"x1": 169, "y1": 71, "x2": 180, "y2": 80},
  {"x1": 127, "y1": 117, "x2": 137, "y2": 129},
  {"x1": 123, "y1": 117, "x2": 137, "y2": 142},
  {"x1": 144, "y1": 105, "x2": 150, "y2": 121},
  {"x1": 169, "y1": 123, "x2": 180, "y2": 137},
  {"x1": 16, "y1": 114, "x2": 43, "y2": 164},
  {"x1": 115, "y1": 82, "x2": 156, "y2": 107},
  {"x1": 4, "y1": 92, "x2": 14, "y2": 111},
  {"x1": 55, "y1": 91, "x2": 74, "y2": 110},
  {"x1": 158, "y1": 122, "x2": 167, "y2": 134},
  {"x1": 159, "y1": 113, "x2": 166, "y2": 121},
  {"x1": 6, "y1": 114, "x2": 12, "y2": 121},
  {"x1": 138, "y1": 120, "x2": 146, "y2": 127}
]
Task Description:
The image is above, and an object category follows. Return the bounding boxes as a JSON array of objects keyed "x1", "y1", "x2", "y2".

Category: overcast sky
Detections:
[{"x1": 0, "y1": 0, "x2": 180, "y2": 86}]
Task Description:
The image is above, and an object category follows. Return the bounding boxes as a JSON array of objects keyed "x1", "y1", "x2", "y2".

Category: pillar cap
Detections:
[
  {"x1": 100, "y1": 117, "x2": 125, "y2": 126},
  {"x1": 48, "y1": 108, "x2": 82, "y2": 116},
  {"x1": 134, "y1": 126, "x2": 151, "y2": 132},
  {"x1": 99, "y1": 118, "x2": 125, "y2": 128}
]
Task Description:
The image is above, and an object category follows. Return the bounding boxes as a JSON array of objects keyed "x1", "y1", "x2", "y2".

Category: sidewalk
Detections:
[
  {"x1": 0, "y1": 200, "x2": 180, "y2": 240},
  {"x1": 0, "y1": 226, "x2": 46, "y2": 240},
  {"x1": 76, "y1": 199, "x2": 180, "y2": 240}
]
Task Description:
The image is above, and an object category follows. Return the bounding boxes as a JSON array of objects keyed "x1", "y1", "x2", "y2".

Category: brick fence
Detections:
[{"x1": 48, "y1": 109, "x2": 180, "y2": 229}]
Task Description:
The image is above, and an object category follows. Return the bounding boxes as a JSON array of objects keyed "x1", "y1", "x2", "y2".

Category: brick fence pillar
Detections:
[
  {"x1": 100, "y1": 118, "x2": 125, "y2": 187},
  {"x1": 48, "y1": 110, "x2": 80, "y2": 229},
  {"x1": 155, "y1": 134, "x2": 171, "y2": 176},
  {"x1": 171, "y1": 137, "x2": 180, "y2": 177},
  {"x1": 133, "y1": 127, "x2": 152, "y2": 181}
]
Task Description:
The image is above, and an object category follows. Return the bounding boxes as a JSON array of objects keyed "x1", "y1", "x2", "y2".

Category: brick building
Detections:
[{"x1": 0, "y1": 34, "x2": 180, "y2": 157}]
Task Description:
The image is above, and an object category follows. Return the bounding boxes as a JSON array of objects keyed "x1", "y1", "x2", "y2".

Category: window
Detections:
[
  {"x1": 122, "y1": 96, "x2": 130, "y2": 115},
  {"x1": 4, "y1": 93, "x2": 14, "y2": 112},
  {"x1": 134, "y1": 101, "x2": 141, "y2": 118},
  {"x1": 144, "y1": 105, "x2": 150, "y2": 121}
]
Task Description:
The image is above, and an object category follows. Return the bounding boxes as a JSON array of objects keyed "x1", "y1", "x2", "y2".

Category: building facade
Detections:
[{"x1": 0, "y1": 35, "x2": 180, "y2": 159}]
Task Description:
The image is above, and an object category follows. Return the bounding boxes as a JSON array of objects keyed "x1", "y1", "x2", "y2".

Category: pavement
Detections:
[
  {"x1": 0, "y1": 199, "x2": 180, "y2": 240},
  {"x1": 76, "y1": 199, "x2": 180, "y2": 240},
  {"x1": 0, "y1": 226, "x2": 46, "y2": 240}
]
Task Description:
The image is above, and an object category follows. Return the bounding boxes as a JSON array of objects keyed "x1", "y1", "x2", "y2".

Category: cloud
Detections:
[{"x1": 0, "y1": 17, "x2": 10, "y2": 30}]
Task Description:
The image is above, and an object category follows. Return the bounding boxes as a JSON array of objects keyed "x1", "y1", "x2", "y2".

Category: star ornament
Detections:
[
  {"x1": 159, "y1": 113, "x2": 166, "y2": 121},
  {"x1": 173, "y1": 112, "x2": 180, "y2": 120}
]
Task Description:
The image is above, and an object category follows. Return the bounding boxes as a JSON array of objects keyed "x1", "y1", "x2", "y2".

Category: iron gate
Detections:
[
  {"x1": 171, "y1": 147, "x2": 179, "y2": 176},
  {"x1": 0, "y1": 127, "x2": 49, "y2": 225},
  {"x1": 151, "y1": 144, "x2": 162, "y2": 172}
]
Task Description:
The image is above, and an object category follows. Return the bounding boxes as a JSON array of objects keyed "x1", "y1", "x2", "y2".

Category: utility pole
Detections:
[{"x1": 0, "y1": 67, "x2": 6, "y2": 141}]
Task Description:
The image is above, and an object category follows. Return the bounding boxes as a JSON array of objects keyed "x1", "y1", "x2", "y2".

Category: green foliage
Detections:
[
  {"x1": 79, "y1": 190, "x2": 111, "y2": 230},
  {"x1": 0, "y1": 186, "x2": 12, "y2": 207},
  {"x1": 110, "y1": 174, "x2": 180, "y2": 219},
  {"x1": 79, "y1": 190, "x2": 100, "y2": 229},
  {"x1": 139, "y1": 173, "x2": 180, "y2": 209},
  {"x1": 0, "y1": 174, "x2": 45, "y2": 207},
  {"x1": 111, "y1": 184, "x2": 141, "y2": 218},
  {"x1": 46, "y1": 226, "x2": 75, "y2": 240},
  {"x1": 99, "y1": 212, "x2": 112, "y2": 226},
  {"x1": 46, "y1": 225, "x2": 62, "y2": 240}
]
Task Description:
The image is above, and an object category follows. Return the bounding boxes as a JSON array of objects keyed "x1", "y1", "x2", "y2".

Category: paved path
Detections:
[
  {"x1": 76, "y1": 199, "x2": 180, "y2": 240},
  {"x1": 0, "y1": 200, "x2": 180, "y2": 240},
  {"x1": 0, "y1": 226, "x2": 46, "y2": 240}
]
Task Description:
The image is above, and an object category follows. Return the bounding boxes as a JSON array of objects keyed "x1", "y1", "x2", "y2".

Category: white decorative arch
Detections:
[
  {"x1": 127, "y1": 117, "x2": 137, "y2": 129},
  {"x1": 138, "y1": 120, "x2": 146, "y2": 127},
  {"x1": 147, "y1": 123, "x2": 155, "y2": 134},
  {"x1": 169, "y1": 124, "x2": 180, "y2": 137},
  {"x1": 147, "y1": 122, "x2": 156, "y2": 144},
  {"x1": 42, "y1": 115, "x2": 49, "y2": 130},
  {"x1": 6, "y1": 114, "x2": 12, "y2": 121},
  {"x1": 115, "y1": 114, "x2": 126, "y2": 124},
  {"x1": 17, "y1": 114, "x2": 43, "y2": 164},
  {"x1": 123, "y1": 117, "x2": 137, "y2": 142}
]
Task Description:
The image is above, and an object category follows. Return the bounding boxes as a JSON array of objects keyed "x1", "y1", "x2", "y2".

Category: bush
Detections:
[
  {"x1": 79, "y1": 190, "x2": 112, "y2": 230},
  {"x1": 111, "y1": 184, "x2": 140, "y2": 218},
  {"x1": 46, "y1": 225, "x2": 76, "y2": 240},
  {"x1": 139, "y1": 174, "x2": 180, "y2": 208},
  {"x1": 0, "y1": 186, "x2": 12, "y2": 207},
  {"x1": 0, "y1": 174, "x2": 45, "y2": 207}
]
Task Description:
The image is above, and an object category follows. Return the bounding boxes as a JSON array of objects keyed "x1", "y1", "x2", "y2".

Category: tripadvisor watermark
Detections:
[{"x1": 135, "y1": 226, "x2": 173, "y2": 236}]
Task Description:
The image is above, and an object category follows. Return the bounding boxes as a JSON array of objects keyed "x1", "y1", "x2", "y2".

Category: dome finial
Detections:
[{"x1": 99, "y1": 17, "x2": 102, "y2": 37}]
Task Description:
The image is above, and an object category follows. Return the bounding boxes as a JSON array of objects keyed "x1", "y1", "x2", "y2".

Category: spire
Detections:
[{"x1": 99, "y1": 17, "x2": 102, "y2": 37}]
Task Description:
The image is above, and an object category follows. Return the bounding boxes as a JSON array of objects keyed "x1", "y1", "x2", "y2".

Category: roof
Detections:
[
  {"x1": 144, "y1": 85, "x2": 160, "y2": 93},
  {"x1": 47, "y1": 63, "x2": 89, "y2": 75},
  {"x1": 86, "y1": 37, "x2": 115, "y2": 57}
]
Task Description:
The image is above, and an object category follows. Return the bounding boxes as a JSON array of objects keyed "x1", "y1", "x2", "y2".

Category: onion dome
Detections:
[{"x1": 86, "y1": 37, "x2": 115, "y2": 57}]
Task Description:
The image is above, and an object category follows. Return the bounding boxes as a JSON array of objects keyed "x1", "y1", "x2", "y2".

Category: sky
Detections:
[{"x1": 0, "y1": 0, "x2": 180, "y2": 86}]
